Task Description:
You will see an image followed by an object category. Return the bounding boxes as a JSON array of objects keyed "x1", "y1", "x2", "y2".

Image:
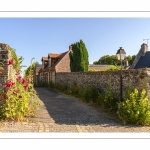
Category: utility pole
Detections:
[{"x1": 143, "y1": 38, "x2": 150, "y2": 47}]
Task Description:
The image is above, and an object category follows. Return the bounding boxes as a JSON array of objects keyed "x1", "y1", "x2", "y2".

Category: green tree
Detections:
[
  {"x1": 93, "y1": 55, "x2": 119, "y2": 65},
  {"x1": 93, "y1": 55, "x2": 136, "y2": 66},
  {"x1": 69, "y1": 40, "x2": 89, "y2": 72},
  {"x1": 24, "y1": 61, "x2": 39, "y2": 78},
  {"x1": 124, "y1": 55, "x2": 136, "y2": 66}
]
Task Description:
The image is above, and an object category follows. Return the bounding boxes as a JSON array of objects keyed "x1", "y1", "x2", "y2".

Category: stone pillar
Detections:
[{"x1": 0, "y1": 43, "x2": 10, "y2": 92}]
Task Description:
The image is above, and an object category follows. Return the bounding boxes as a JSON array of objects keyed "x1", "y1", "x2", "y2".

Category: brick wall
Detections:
[{"x1": 56, "y1": 68, "x2": 150, "y2": 100}]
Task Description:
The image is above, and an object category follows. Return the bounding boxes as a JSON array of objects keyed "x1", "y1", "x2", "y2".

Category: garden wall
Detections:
[
  {"x1": 56, "y1": 68, "x2": 150, "y2": 100},
  {"x1": 0, "y1": 43, "x2": 16, "y2": 92}
]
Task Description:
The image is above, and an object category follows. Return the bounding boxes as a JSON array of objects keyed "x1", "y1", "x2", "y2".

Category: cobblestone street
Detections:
[{"x1": 1, "y1": 87, "x2": 150, "y2": 132}]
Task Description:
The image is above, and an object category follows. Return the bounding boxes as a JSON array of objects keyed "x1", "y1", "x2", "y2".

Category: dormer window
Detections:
[{"x1": 41, "y1": 57, "x2": 48, "y2": 69}]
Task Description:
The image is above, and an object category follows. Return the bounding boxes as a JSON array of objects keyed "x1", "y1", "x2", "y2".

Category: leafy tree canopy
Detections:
[
  {"x1": 93, "y1": 55, "x2": 136, "y2": 66},
  {"x1": 24, "y1": 61, "x2": 39, "y2": 78}
]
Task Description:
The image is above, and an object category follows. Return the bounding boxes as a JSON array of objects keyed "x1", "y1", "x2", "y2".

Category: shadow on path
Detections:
[{"x1": 30, "y1": 87, "x2": 121, "y2": 126}]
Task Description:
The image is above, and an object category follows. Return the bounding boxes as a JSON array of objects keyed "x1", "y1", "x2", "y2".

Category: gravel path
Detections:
[{"x1": 0, "y1": 87, "x2": 150, "y2": 132}]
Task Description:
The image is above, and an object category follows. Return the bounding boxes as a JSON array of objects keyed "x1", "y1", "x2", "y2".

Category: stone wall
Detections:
[
  {"x1": 0, "y1": 43, "x2": 16, "y2": 92},
  {"x1": 56, "y1": 68, "x2": 150, "y2": 100}
]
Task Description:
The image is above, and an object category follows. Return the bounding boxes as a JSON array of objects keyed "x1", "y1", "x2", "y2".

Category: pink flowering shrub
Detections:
[{"x1": 0, "y1": 60, "x2": 39, "y2": 121}]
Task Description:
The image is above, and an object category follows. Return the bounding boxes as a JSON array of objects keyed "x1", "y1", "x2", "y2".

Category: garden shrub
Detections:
[
  {"x1": 48, "y1": 81, "x2": 55, "y2": 88},
  {"x1": 117, "y1": 88, "x2": 150, "y2": 125},
  {"x1": 82, "y1": 85, "x2": 99, "y2": 103},
  {"x1": 61, "y1": 84, "x2": 68, "y2": 92},
  {"x1": 106, "y1": 65, "x2": 123, "y2": 71},
  {"x1": 0, "y1": 65, "x2": 40, "y2": 121},
  {"x1": 55, "y1": 83, "x2": 68, "y2": 92},
  {"x1": 69, "y1": 82, "x2": 81, "y2": 97},
  {"x1": 97, "y1": 86, "x2": 119, "y2": 111}
]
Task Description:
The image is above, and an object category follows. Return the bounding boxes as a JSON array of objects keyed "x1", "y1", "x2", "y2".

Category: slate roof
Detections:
[{"x1": 134, "y1": 51, "x2": 150, "y2": 69}]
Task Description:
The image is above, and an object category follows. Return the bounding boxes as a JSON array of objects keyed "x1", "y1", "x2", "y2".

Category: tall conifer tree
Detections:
[{"x1": 69, "y1": 40, "x2": 89, "y2": 72}]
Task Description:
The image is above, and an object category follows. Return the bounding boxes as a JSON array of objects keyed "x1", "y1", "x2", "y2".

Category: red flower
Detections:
[
  {"x1": 16, "y1": 76, "x2": 22, "y2": 81},
  {"x1": 5, "y1": 80, "x2": 15, "y2": 91},
  {"x1": 8, "y1": 59, "x2": 14, "y2": 65},
  {"x1": 22, "y1": 78, "x2": 27, "y2": 85},
  {"x1": 19, "y1": 95, "x2": 22, "y2": 98},
  {"x1": 24, "y1": 84, "x2": 28, "y2": 91}
]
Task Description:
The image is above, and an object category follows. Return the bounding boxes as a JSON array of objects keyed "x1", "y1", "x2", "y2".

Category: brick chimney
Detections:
[
  {"x1": 141, "y1": 43, "x2": 148, "y2": 55},
  {"x1": 124, "y1": 60, "x2": 129, "y2": 68},
  {"x1": 69, "y1": 44, "x2": 73, "y2": 51}
]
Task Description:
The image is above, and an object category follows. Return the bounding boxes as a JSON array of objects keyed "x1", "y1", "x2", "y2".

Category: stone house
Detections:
[
  {"x1": 33, "y1": 64, "x2": 42, "y2": 86},
  {"x1": 129, "y1": 43, "x2": 150, "y2": 69},
  {"x1": 34, "y1": 46, "x2": 71, "y2": 85}
]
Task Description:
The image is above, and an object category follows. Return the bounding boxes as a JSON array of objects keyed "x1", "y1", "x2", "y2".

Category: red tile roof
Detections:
[
  {"x1": 49, "y1": 51, "x2": 68, "y2": 70},
  {"x1": 39, "y1": 50, "x2": 69, "y2": 73},
  {"x1": 49, "y1": 53, "x2": 61, "y2": 58},
  {"x1": 41, "y1": 57, "x2": 48, "y2": 61}
]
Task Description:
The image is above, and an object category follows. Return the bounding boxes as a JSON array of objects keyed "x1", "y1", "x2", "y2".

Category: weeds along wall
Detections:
[{"x1": 56, "y1": 68, "x2": 150, "y2": 100}]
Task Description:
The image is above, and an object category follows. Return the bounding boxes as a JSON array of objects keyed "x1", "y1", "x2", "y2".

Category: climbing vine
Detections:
[{"x1": 9, "y1": 48, "x2": 24, "y2": 71}]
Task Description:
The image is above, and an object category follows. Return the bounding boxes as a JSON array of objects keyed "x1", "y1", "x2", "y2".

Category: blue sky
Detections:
[{"x1": 1, "y1": 18, "x2": 150, "y2": 73}]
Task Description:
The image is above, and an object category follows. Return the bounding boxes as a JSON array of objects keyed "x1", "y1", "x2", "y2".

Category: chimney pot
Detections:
[{"x1": 69, "y1": 45, "x2": 72, "y2": 50}]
